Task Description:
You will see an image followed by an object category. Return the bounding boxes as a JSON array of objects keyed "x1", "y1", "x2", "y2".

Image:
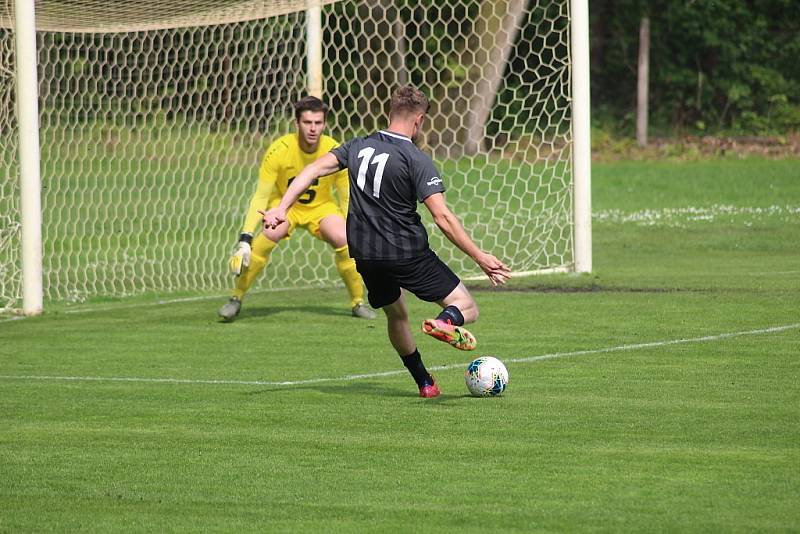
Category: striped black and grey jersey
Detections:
[{"x1": 330, "y1": 130, "x2": 445, "y2": 260}]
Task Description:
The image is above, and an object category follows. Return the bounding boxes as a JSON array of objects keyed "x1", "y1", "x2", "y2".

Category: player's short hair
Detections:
[
  {"x1": 294, "y1": 96, "x2": 329, "y2": 120},
  {"x1": 389, "y1": 85, "x2": 430, "y2": 119}
]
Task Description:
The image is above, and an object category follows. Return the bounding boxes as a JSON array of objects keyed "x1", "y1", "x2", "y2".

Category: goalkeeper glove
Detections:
[{"x1": 229, "y1": 233, "x2": 253, "y2": 276}]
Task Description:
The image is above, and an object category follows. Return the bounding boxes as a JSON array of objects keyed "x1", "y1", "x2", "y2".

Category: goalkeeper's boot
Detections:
[
  {"x1": 218, "y1": 297, "x2": 242, "y2": 321},
  {"x1": 422, "y1": 319, "x2": 477, "y2": 351},
  {"x1": 419, "y1": 375, "x2": 441, "y2": 398},
  {"x1": 351, "y1": 303, "x2": 377, "y2": 320}
]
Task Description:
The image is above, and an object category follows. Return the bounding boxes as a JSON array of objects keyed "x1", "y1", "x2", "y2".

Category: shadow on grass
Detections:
[
  {"x1": 244, "y1": 380, "x2": 485, "y2": 403},
  {"x1": 217, "y1": 304, "x2": 347, "y2": 322},
  {"x1": 244, "y1": 380, "x2": 408, "y2": 398}
]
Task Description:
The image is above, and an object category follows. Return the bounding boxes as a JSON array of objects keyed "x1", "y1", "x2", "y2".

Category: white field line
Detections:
[
  {"x1": 1, "y1": 323, "x2": 797, "y2": 388},
  {"x1": 505, "y1": 323, "x2": 800, "y2": 365}
]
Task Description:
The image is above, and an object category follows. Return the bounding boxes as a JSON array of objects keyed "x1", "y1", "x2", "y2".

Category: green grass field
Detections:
[{"x1": 2, "y1": 158, "x2": 799, "y2": 532}]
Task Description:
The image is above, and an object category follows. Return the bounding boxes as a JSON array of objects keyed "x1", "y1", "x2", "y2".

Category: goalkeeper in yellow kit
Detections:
[{"x1": 218, "y1": 96, "x2": 376, "y2": 321}]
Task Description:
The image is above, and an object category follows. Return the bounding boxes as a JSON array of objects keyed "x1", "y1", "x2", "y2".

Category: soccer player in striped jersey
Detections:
[
  {"x1": 261, "y1": 86, "x2": 511, "y2": 398},
  {"x1": 218, "y1": 96, "x2": 375, "y2": 321}
]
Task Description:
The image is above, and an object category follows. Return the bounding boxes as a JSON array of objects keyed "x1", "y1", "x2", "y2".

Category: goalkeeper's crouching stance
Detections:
[{"x1": 218, "y1": 96, "x2": 375, "y2": 322}]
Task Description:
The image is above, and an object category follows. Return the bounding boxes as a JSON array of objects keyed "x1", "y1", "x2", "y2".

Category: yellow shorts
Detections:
[{"x1": 283, "y1": 202, "x2": 345, "y2": 239}]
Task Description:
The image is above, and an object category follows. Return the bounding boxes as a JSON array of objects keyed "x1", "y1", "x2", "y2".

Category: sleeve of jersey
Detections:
[
  {"x1": 412, "y1": 153, "x2": 446, "y2": 202},
  {"x1": 329, "y1": 140, "x2": 351, "y2": 170},
  {"x1": 241, "y1": 143, "x2": 280, "y2": 233}
]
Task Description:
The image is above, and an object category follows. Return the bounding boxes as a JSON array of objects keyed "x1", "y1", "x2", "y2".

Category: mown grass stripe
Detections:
[{"x1": 2, "y1": 323, "x2": 796, "y2": 388}]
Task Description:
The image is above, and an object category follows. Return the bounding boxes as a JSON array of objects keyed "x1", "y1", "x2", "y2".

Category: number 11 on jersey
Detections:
[{"x1": 356, "y1": 147, "x2": 390, "y2": 198}]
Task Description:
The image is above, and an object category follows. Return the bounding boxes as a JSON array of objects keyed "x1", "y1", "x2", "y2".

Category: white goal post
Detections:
[{"x1": 1, "y1": 0, "x2": 591, "y2": 315}]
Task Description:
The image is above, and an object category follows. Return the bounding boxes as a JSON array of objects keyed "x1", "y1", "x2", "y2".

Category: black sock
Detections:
[
  {"x1": 400, "y1": 349, "x2": 433, "y2": 387},
  {"x1": 437, "y1": 305, "x2": 464, "y2": 326}
]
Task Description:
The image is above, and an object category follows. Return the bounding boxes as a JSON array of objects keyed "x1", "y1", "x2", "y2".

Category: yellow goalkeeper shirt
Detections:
[{"x1": 241, "y1": 133, "x2": 349, "y2": 234}]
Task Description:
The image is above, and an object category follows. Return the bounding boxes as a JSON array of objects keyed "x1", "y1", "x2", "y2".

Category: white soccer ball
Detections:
[{"x1": 465, "y1": 356, "x2": 509, "y2": 397}]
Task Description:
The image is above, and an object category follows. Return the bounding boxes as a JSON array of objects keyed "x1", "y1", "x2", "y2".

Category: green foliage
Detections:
[
  {"x1": 39, "y1": 18, "x2": 304, "y2": 134},
  {"x1": 14, "y1": 2, "x2": 800, "y2": 143},
  {"x1": 591, "y1": 0, "x2": 800, "y2": 134}
]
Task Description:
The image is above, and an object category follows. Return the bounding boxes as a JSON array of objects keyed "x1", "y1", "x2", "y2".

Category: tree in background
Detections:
[{"x1": 591, "y1": 0, "x2": 800, "y2": 135}]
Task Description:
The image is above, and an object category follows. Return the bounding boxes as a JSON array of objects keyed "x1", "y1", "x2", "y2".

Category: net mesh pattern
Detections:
[{"x1": 1, "y1": 0, "x2": 573, "y2": 310}]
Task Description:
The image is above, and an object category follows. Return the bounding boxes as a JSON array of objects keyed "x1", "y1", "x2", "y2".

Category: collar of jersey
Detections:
[{"x1": 379, "y1": 130, "x2": 412, "y2": 142}]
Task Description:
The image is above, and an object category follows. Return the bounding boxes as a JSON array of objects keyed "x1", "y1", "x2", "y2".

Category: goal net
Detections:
[{"x1": 1, "y1": 0, "x2": 583, "y2": 312}]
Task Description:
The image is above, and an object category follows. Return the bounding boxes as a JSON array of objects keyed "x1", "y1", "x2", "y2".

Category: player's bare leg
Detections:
[
  {"x1": 319, "y1": 214, "x2": 376, "y2": 320},
  {"x1": 383, "y1": 293, "x2": 415, "y2": 355},
  {"x1": 422, "y1": 283, "x2": 478, "y2": 350},
  {"x1": 383, "y1": 292, "x2": 439, "y2": 398},
  {"x1": 218, "y1": 222, "x2": 288, "y2": 321},
  {"x1": 437, "y1": 282, "x2": 478, "y2": 323}
]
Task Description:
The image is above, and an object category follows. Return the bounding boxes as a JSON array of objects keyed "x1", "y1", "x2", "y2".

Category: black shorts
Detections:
[{"x1": 355, "y1": 249, "x2": 461, "y2": 309}]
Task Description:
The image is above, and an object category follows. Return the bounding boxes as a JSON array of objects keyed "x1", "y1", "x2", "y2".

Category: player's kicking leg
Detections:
[{"x1": 422, "y1": 282, "x2": 478, "y2": 351}]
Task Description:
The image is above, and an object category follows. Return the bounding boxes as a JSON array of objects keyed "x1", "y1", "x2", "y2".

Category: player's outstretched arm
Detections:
[
  {"x1": 260, "y1": 152, "x2": 341, "y2": 229},
  {"x1": 229, "y1": 174, "x2": 276, "y2": 275},
  {"x1": 423, "y1": 192, "x2": 512, "y2": 286},
  {"x1": 228, "y1": 147, "x2": 279, "y2": 275}
]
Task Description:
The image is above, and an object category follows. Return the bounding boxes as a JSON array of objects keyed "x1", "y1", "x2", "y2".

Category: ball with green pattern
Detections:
[{"x1": 465, "y1": 356, "x2": 509, "y2": 397}]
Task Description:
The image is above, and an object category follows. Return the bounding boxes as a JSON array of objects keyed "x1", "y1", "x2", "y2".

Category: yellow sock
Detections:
[
  {"x1": 232, "y1": 234, "x2": 278, "y2": 300},
  {"x1": 334, "y1": 245, "x2": 364, "y2": 308}
]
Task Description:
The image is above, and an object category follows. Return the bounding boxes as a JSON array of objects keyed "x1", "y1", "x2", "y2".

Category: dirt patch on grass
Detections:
[{"x1": 466, "y1": 283, "x2": 710, "y2": 294}]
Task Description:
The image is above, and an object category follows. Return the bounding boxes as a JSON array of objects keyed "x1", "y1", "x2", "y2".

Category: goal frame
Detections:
[{"x1": 11, "y1": 0, "x2": 591, "y2": 316}]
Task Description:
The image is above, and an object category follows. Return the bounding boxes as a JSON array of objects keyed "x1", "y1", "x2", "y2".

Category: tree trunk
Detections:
[
  {"x1": 636, "y1": 16, "x2": 650, "y2": 147},
  {"x1": 463, "y1": 0, "x2": 528, "y2": 155},
  {"x1": 392, "y1": 14, "x2": 408, "y2": 87}
]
